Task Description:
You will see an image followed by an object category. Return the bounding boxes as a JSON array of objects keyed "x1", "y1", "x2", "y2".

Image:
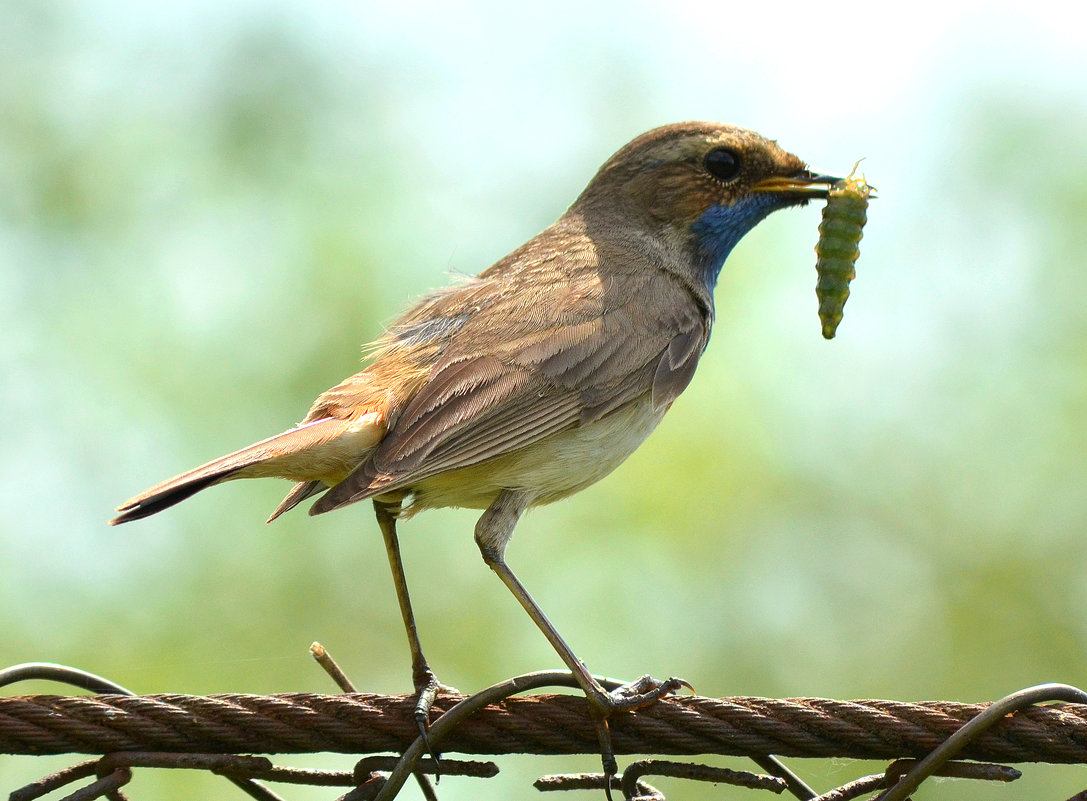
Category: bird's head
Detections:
[{"x1": 573, "y1": 122, "x2": 839, "y2": 290}]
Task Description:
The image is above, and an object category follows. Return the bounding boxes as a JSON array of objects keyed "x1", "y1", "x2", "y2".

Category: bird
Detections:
[{"x1": 111, "y1": 121, "x2": 839, "y2": 773}]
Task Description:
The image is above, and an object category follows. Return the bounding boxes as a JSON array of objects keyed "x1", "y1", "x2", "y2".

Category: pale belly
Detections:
[{"x1": 403, "y1": 394, "x2": 668, "y2": 514}]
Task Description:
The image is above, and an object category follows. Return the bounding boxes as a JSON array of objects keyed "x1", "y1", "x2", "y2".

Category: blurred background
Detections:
[{"x1": 2, "y1": 0, "x2": 1086, "y2": 798}]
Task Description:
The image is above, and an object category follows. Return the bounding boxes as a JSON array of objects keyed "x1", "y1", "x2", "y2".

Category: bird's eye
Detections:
[{"x1": 704, "y1": 148, "x2": 741, "y2": 182}]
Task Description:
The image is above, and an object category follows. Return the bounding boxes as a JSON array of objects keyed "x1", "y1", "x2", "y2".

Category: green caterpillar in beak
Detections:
[{"x1": 815, "y1": 163, "x2": 871, "y2": 339}]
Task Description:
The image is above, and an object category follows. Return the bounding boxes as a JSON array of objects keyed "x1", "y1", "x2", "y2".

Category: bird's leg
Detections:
[
  {"x1": 373, "y1": 499, "x2": 453, "y2": 745},
  {"x1": 474, "y1": 490, "x2": 686, "y2": 780}
]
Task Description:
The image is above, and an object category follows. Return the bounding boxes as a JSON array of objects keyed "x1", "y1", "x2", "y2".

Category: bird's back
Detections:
[{"x1": 308, "y1": 212, "x2": 711, "y2": 514}]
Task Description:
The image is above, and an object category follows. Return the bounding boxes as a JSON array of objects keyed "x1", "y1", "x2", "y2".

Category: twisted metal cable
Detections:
[
  {"x1": 4, "y1": 690, "x2": 1087, "y2": 763},
  {"x1": 4, "y1": 664, "x2": 1086, "y2": 801}
]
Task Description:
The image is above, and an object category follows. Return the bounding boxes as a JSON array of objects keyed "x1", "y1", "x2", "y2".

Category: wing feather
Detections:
[
  {"x1": 652, "y1": 327, "x2": 705, "y2": 408},
  {"x1": 310, "y1": 223, "x2": 712, "y2": 515}
]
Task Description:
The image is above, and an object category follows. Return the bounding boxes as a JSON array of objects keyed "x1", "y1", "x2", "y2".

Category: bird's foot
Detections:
[
  {"x1": 582, "y1": 674, "x2": 691, "y2": 799},
  {"x1": 412, "y1": 666, "x2": 459, "y2": 763},
  {"x1": 605, "y1": 674, "x2": 691, "y2": 709}
]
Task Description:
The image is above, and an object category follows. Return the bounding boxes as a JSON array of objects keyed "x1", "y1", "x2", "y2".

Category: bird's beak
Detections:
[{"x1": 751, "y1": 169, "x2": 843, "y2": 200}]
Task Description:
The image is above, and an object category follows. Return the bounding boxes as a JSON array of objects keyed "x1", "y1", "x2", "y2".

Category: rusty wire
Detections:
[
  {"x1": 3, "y1": 658, "x2": 1087, "y2": 800},
  {"x1": 6, "y1": 684, "x2": 1087, "y2": 761},
  {"x1": 535, "y1": 760, "x2": 789, "y2": 800}
]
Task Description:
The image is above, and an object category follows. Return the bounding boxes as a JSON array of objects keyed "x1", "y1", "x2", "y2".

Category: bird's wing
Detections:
[{"x1": 310, "y1": 256, "x2": 708, "y2": 515}]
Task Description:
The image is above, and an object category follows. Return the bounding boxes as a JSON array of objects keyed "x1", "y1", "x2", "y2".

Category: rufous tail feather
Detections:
[
  {"x1": 267, "y1": 480, "x2": 326, "y2": 523},
  {"x1": 110, "y1": 418, "x2": 355, "y2": 525}
]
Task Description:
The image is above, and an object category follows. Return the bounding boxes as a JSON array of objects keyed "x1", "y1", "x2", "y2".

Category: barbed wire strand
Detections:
[
  {"x1": 5, "y1": 662, "x2": 1087, "y2": 800},
  {"x1": 0, "y1": 661, "x2": 282, "y2": 801},
  {"x1": 873, "y1": 683, "x2": 1087, "y2": 801},
  {"x1": 306, "y1": 644, "x2": 814, "y2": 800},
  {"x1": 307, "y1": 644, "x2": 438, "y2": 801},
  {"x1": 369, "y1": 672, "x2": 804, "y2": 801},
  {"x1": 535, "y1": 756, "x2": 1022, "y2": 800},
  {"x1": 0, "y1": 664, "x2": 133, "y2": 697},
  {"x1": 308, "y1": 647, "x2": 810, "y2": 801},
  {"x1": 372, "y1": 670, "x2": 595, "y2": 801},
  {"x1": 748, "y1": 754, "x2": 816, "y2": 799},
  {"x1": 309, "y1": 644, "x2": 357, "y2": 694},
  {"x1": 6, "y1": 687, "x2": 1087, "y2": 762}
]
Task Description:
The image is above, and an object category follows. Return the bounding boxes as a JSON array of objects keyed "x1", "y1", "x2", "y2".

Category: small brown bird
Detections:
[{"x1": 112, "y1": 121, "x2": 838, "y2": 768}]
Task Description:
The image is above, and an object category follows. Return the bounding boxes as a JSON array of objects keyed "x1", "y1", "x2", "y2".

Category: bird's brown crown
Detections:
[{"x1": 572, "y1": 121, "x2": 809, "y2": 228}]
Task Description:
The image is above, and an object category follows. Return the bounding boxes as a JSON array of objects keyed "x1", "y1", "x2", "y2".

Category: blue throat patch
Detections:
[{"x1": 690, "y1": 193, "x2": 782, "y2": 290}]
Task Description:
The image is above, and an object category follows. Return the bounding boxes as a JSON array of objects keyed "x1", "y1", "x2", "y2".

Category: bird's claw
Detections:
[
  {"x1": 412, "y1": 667, "x2": 459, "y2": 765},
  {"x1": 583, "y1": 674, "x2": 690, "y2": 800},
  {"x1": 593, "y1": 674, "x2": 691, "y2": 714}
]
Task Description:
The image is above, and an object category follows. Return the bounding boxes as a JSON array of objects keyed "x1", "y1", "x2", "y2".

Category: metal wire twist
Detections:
[
  {"x1": 5, "y1": 689, "x2": 1087, "y2": 762},
  {"x1": 4, "y1": 661, "x2": 1087, "y2": 800}
]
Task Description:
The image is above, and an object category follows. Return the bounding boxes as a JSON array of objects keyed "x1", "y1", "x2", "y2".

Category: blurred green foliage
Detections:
[{"x1": 2, "y1": 2, "x2": 1086, "y2": 799}]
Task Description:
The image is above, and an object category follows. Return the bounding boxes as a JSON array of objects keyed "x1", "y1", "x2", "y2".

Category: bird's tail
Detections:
[{"x1": 110, "y1": 416, "x2": 371, "y2": 525}]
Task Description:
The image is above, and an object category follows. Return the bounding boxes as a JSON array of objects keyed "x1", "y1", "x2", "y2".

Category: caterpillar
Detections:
[{"x1": 815, "y1": 163, "x2": 871, "y2": 339}]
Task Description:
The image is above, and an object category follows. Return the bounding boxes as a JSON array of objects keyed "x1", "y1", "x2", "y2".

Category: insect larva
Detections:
[{"x1": 815, "y1": 163, "x2": 871, "y2": 339}]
